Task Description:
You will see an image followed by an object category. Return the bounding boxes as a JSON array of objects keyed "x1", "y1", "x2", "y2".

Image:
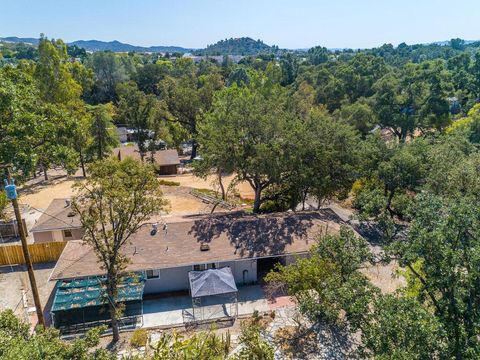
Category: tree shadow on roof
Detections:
[{"x1": 188, "y1": 210, "x2": 342, "y2": 258}]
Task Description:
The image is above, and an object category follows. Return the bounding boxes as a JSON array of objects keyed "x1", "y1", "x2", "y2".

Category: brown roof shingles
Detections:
[
  {"x1": 31, "y1": 198, "x2": 81, "y2": 232},
  {"x1": 113, "y1": 145, "x2": 180, "y2": 166},
  {"x1": 50, "y1": 210, "x2": 345, "y2": 280}
]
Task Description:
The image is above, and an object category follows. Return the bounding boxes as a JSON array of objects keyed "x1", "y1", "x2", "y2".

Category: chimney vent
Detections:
[{"x1": 151, "y1": 223, "x2": 158, "y2": 236}]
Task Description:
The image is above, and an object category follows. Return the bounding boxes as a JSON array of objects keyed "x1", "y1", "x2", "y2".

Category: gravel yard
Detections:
[{"x1": 0, "y1": 262, "x2": 56, "y2": 325}]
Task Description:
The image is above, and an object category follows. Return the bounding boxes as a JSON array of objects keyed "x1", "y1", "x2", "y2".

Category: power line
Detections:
[{"x1": 19, "y1": 202, "x2": 77, "y2": 229}]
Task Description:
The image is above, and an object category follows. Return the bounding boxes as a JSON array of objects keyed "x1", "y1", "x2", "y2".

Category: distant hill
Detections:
[
  {"x1": 0, "y1": 36, "x2": 277, "y2": 55},
  {"x1": 0, "y1": 37, "x2": 192, "y2": 53},
  {"x1": 197, "y1": 37, "x2": 279, "y2": 55},
  {"x1": 69, "y1": 40, "x2": 191, "y2": 53},
  {"x1": 0, "y1": 36, "x2": 40, "y2": 45},
  {"x1": 5, "y1": 36, "x2": 479, "y2": 56}
]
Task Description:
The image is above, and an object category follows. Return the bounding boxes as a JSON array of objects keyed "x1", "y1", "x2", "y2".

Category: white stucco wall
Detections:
[{"x1": 143, "y1": 258, "x2": 258, "y2": 295}]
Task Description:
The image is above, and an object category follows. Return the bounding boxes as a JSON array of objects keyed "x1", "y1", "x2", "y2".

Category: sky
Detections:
[{"x1": 1, "y1": 0, "x2": 479, "y2": 49}]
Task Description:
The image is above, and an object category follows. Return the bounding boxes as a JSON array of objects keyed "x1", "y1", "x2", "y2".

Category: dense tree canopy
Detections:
[{"x1": 4, "y1": 33, "x2": 480, "y2": 356}]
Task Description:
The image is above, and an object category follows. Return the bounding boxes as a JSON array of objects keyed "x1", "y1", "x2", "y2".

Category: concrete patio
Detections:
[{"x1": 142, "y1": 285, "x2": 270, "y2": 328}]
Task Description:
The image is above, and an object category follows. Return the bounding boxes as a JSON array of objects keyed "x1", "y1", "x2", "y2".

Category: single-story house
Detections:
[
  {"x1": 48, "y1": 210, "x2": 344, "y2": 330},
  {"x1": 31, "y1": 199, "x2": 83, "y2": 243},
  {"x1": 112, "y1": 144, "x2": 180, "y2": 175}
]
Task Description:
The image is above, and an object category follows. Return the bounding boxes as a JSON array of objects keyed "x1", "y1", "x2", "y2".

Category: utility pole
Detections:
[{"x1": 3, "y1": 167, "x2": 45, "y2": 328}]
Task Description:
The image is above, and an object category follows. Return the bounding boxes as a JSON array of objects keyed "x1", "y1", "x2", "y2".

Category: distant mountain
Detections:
[
  {"x1": 0, "y1": 37, "x2": 192, "y2": 53},
  {"x1": 5, "y1": 36, "x2": 478, "y2": 56},
  {"x1": 0, "y1": 36, "x2": 277, "y2": 55},
  {"x1": 196, "y1": 37, "x2": 279, "y2": 56},
  {"x1": 0, "y1": 36, "x2": 40, "y2": 45},
  {"x1": 69, "y1": 40, "x2": 191, "y2": 53}
]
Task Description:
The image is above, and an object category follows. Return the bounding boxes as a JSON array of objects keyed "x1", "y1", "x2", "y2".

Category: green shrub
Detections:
[
  {"x1": 193, "y1": 188, "x2": 216, "y2": 196},
  {"x1": 0, "y1": 191, "x2": 8, "y2": 220},
  {"x1": 233, "y1": 321, "x2": 274, "y2": 360},
  {"x1": 158, "y1": 179, "x2": 180, "y2": 186},
  {"x1": 152, "y1": 330, "x2": 230, "y2": 359},
  {"x1": 0, "y1": 310, "x2": 112, "y2": 359},
  {"x1": 130, "y1": 328, "x2": 148, "y2": 348}
]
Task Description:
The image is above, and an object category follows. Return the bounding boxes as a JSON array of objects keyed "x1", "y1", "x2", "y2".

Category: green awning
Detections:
[{"x1": 52, "y1": 274, "x2": 145, "y2": 312}]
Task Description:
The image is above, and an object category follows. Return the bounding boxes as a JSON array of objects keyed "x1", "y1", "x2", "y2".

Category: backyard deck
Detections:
[{"x1": 142, "y1": 285, "x2": 271, "y2": 328}]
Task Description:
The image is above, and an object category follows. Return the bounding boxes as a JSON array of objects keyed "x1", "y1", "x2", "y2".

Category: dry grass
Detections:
[
  {"x1": 361, "y1": 261, "x2": 405, "y2": 294},
  {"x1": 274, "y1": 325, "x2": 318, "y2": 359},
  {"x1": 164, "y1": 174, "x2": 255, "y2": 199},
  {"x1": 20, "y1": 180, "x2": 80, "y2": 209}
]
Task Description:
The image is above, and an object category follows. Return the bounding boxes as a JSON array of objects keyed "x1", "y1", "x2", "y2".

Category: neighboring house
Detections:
[
  {"x1": 112, "y1": 144, "x2": 180, "y2": 175},
  {"x1": 116, "y1": 126, "x2": 128, "y2": 143},
  {"x1": 116, "y1": 126, "x2": 137, "y2": 143},
  {"x1": 31, "y1": 199, "x2": 83, "y2": 243}
]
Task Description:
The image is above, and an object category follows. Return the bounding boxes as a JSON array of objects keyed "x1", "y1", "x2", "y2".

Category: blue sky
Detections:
[{"x1": 1, "y1": 0, "x2": 479, "y2": 49}]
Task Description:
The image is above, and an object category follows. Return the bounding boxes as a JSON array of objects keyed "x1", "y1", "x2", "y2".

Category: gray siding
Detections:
[
  {"x1": 144, "y1": 265, "x2": 191, "y2": 294},
  {"x1": 220, "y1": 259, "x2": 257, "y2": 285},
  {"x1": 143, "y1": 259, "x2": 258, "y2": 295}
]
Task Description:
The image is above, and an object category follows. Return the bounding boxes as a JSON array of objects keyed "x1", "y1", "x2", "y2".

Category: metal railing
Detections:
[{"x1": 57, "y1": 314, "x2": 142, "y2": 335}]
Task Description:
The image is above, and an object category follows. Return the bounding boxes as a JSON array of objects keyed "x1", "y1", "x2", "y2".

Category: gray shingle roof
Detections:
[
  {"x1": 31, "y1": 199, "x2": 81, "y2": 232},
  {"x1": 50, "y1": 210, "x2": 346, "y2": 280}
]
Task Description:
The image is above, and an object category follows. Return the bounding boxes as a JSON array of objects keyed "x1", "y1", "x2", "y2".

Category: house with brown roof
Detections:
[
  {"x1": 51, "y1": 210, "x2": 343, "y2": 291},
  {"x1": 48, "y1": 210, "x2": 347, "y2": 331},
  {"x1": 31, "y1": 199, "x2": 83, "y2": 243},
  {"x1": 112, "y1": 144, "x2": 180, "y2": 175}
]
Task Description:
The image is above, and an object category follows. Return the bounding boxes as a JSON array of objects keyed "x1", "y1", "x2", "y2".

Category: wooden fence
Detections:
[{"x1": 0, "y1": 242, "x2": 66, "y2": 266}]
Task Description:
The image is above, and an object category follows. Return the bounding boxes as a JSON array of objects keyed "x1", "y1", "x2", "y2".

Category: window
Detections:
[
  {"x1": 63, "y1": 229, "x2": 73, "y2": 238},
  {"x1": 146, "y1": 269, "x2": 160, "y2": 279},
  {"x1": 193, "y1": 263, "x2": 218, "y2": 271},
  {"x1": 193, "y1": 264, "x2": 207, "y2": 271}
]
